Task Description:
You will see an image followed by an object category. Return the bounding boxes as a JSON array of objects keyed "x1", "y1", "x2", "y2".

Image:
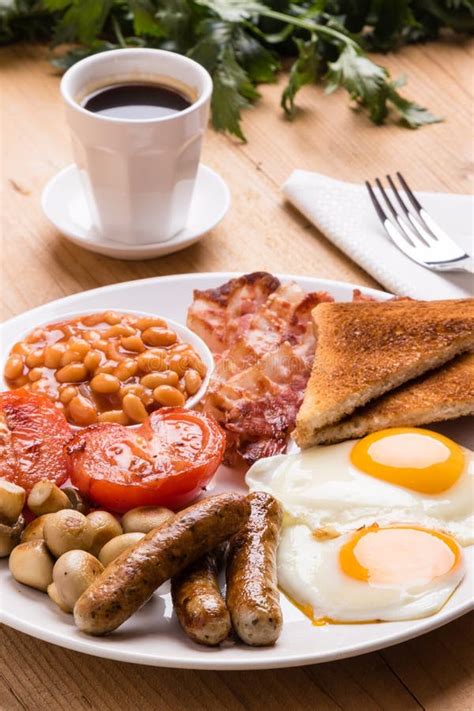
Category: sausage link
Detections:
[
  {"x1": 74, "y1": 494, "x2": 249, "y2": 635},
  {"x1": 171, "y1": 545, "x2": 230, "y2": 646},
  {"x1": 226, "y1": 492, "x2": 283, "y2": 646}
]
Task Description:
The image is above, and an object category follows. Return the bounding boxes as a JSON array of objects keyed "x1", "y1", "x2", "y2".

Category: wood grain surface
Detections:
[{"x1": 1, "y1": 40, "x2": 473, "y2": 711}]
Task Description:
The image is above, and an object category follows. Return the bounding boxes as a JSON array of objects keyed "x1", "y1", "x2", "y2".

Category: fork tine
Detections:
[
  {"x1": 366, "y1": 180, "x2": 418, "y2": 253},
  {"x1": 386, "y1": 175, "x2": 409, "y2": 215},
  {"x1": 365, "y1": 181, "x2": 388, "y2": 222},
  {"x1": 396, "y1": 172, "x2": 422, "y2": 212},
  {"x1": 397, "y1": 171, "x2": 442, "y2": 242},
  {"x1": 374, "y1": 178, "x2": 417, "y2": 247},
  {"x1": 397, "y1": 173, "x2": 471, "y2": 257},
  {"x1": 375, "y1": 178, "x2": 397, "y2": 218},
  {"x1": 386, "y1": 174, "x2": 432, "y2": 247}
]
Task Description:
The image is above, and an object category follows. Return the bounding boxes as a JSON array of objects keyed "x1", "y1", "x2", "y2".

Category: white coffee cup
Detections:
[{"x1": 60, "y1": 48, "x2": 212, "y2": 245}]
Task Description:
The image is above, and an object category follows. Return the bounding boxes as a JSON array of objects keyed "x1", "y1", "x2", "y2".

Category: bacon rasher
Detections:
[{"x1": 187, "y1": 273, "x2": 334, "y2": 463}]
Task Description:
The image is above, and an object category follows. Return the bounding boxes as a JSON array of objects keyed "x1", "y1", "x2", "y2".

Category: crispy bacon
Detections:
[
  {"x1": 188, "y1": 274, "x2": 335, "y2": 464},
  {"x1": 353, "y1": 288, "x2": 411, "y2": 303},
  {"x1": 238, "y1": 437, "x2": 288, "y2": 463},
  {"x1": 288, "y1": 291, "x2": 334, "y2": 363},
  {"x1": 209, "y1": 343, "x2": 308, "y2": 463},
  {"x1": 187, "y1": 272, "x2": 280, "y2": 354},
  {"x1": 243, "y1": 282, "x2": 306, "y2": 354},
  {"x1": 352, "y1": 288, "x2": 377, "y2": 302}
]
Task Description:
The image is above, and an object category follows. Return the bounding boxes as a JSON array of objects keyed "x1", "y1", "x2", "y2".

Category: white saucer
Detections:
[{"x1": 41, "y1": 163, "x2": 231, "y2": 260}]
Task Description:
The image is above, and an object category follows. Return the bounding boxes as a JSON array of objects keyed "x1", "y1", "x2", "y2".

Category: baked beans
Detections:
[{"x1": 4, "y1": 312, "x2": 207, "y2": 426}]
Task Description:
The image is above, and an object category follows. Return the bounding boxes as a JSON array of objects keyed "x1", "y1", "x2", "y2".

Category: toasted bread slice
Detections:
[
  {"x1": 295, "y1": 298, "x2": 474, "y2": 448},
  {"x1": 308, "y1": 352, "x2": 474, "y2": 445}
]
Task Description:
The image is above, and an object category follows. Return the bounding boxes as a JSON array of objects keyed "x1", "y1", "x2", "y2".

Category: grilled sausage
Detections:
[
  {"x1": 74, "y1": 494, "x2": 249, "y2": 635},
  {"x1": 226, "y1": 491, "x2": 283, "y2": 646},
  {"x1": 171, "y1": 545, "x2": 230, "y2": 646}
]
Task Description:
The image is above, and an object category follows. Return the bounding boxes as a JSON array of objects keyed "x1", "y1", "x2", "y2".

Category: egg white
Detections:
[
  {"x1": 278, "y1": 524, "x2": 465, "y2": 623},
  {"x1": 246, "y1": 440, "x2": 474, "y2": 545}
]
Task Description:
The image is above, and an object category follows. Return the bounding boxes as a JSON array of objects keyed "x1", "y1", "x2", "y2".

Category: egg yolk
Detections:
[
  {"x1": 339, "y1": 525, "x2": 461, "y2": 586},
  {"x1": 350, "y1": 427, "x2": 464, "y2": 494}
]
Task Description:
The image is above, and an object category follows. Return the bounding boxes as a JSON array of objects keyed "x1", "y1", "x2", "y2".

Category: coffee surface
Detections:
[{"x1": 82, "y1": 82, "x2": 191, "y2": 119}]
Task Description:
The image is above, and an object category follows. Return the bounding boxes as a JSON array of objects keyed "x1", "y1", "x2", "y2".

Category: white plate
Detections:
[
  {"x1": 1, "y1": 273, "x2": 472, "y2": 670},
  {"x1": 41, "y1": 164, "x2": 230, "y2": 260}
]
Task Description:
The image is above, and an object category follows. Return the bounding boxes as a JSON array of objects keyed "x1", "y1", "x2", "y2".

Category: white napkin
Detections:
[{"x1": 283, "y1": 170, "x2": 473, "y2": 299}]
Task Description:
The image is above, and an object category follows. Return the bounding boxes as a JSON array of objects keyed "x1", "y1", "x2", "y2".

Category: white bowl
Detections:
[{"x1": 0, "y1": 308, "x2": 214, "y2": 424}]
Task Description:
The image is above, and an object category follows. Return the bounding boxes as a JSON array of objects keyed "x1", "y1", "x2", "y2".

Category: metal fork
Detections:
[{"x1": 366, "y1": 172, "x2": 472, "y2": 273}]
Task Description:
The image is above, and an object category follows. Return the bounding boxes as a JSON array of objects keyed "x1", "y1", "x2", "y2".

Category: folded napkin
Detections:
[{"x1": 283, "y1": 170, "x2": 473, "y2": 299}]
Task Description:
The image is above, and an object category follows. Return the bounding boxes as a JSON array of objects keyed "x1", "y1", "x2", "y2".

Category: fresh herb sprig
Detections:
[{"x1": 1, "y1": 0, "x2": 472, "y2": 139}]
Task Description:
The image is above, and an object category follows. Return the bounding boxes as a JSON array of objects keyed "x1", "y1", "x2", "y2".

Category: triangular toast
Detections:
[
  {"x1": 295, "y1": 298, "x2": 474, "y2": 448},
  {"x1": 305, "y1": 352, "x2": 474, "y2": 445}
]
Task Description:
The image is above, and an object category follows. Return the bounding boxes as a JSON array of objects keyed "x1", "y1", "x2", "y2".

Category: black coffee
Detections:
[{"x1": 82, "y1": 82, "x2": 191, "y2": 119}]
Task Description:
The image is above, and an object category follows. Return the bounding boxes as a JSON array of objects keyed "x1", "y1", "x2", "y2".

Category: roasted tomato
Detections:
[
  {"x1": 0, "y1": 389, "x2": 71, "y2": 491},
  {"x1": 67, "y1": 408, "x2": 226, "y2": 512}
]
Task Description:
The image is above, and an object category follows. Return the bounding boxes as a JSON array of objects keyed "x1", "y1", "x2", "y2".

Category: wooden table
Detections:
[{"x1": 1, "y1": 41, "x2": 473, "y2": 710}]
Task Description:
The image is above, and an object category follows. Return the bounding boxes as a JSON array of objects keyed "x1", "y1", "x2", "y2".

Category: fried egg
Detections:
[
  {"x1": 278, "y1": 523, "x2": 465, "y2": 623},
  {"x1": 246, "y1": 428, "x2": 474, "y2": 545}
]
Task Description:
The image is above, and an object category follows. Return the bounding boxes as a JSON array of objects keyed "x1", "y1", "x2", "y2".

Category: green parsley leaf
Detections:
[
  {"x1": 188, "y1": 19, "x2": 233, "y2": 71},
  {"x1": 369, "y1": 0, "x2": 418, "y2": 50},
  {"x1": 194, "y1": 0, "x2": 266, "y2": 23},
  {"x1": 155, "y1": 0, "x2": 195, "y2": 52},
  {"x1": 325, "y1": 45, "x2": 388, "y2": 103},
  {"x1": 233, "y1": 27, "x2": 279, "y2": 83},
  {"x1": 388, "y1": 86, "x2": 442, "y2": 127},
  {"x1": 48, "y1": 0, "x2": 113, "y2": 45},
  {"x1": 127, "y1": 0, "x2": 164, "y2": 38},
  {"x1": 50, "y1": 40, "x2": 119, "y2": 70},
  {"x1": 324, "y1": 44, "x2": 443, "y2": 127},
  {"x1": 281, "y1": 37, "x2": 319, "y2": 118},
  {"x1": 211, "y1": 46, "x2": 257, "y2": 140}
]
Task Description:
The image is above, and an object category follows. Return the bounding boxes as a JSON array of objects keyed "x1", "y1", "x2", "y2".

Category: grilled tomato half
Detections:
[
  {"x1": 67, "y1": 408, "x2": 226, "y2": 512},
  {"x1": 0, "y1": 389, "x2": 71, "y2": 491}
]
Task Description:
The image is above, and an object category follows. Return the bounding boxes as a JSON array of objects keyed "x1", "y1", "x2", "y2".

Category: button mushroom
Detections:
[
  {"x1": 0, "y1": 515, "x2": 25, "y2": 557},
  {"x1": 43, "y1": 509, "x2": 94, "y2": 558},
  {"x1": 98, "y1": 531, "x2": 145, "y2": 567},
  {"x1": 62, "y1": 487, "x2": 89, "y2": 514},
  {"x1": 52, "y1": 550, "x2": 104, "y2": 611},
  {"x1": 9, "y1": 540, "x2": 54, "y2": 591},
  {"x1": 122, "y1": 506, "x2": 174, "y2": 534},
  {"x1": 47, "y1": 582, "x2": 71, "y2": 613},
  {"x1": 21, "y1": 513, "x2": 53, "y2": 543},
  {"x1": 27, "y1": 480, "x2": 72, "y2": 516},
  {"x1": 0, "y1": 479, "x2": 26, "y2": 524},
  {"x1": 87, "y1": 511, "x2": 123, "y2": 557}
]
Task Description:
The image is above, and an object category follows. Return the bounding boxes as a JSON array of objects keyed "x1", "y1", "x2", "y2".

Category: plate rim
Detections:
[
  {"x1": 1, "y1": 272, "x2": 472, "y2": 670},
  {"x1": 2, "y1": 593, "x2": 472, "y2": 671},
  {"x1": 1, "y1": 272, "x2": 392, "y2": 331}
]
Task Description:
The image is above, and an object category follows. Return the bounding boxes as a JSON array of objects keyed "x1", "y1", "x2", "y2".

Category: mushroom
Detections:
[
  {"x1": 62, "y1": 487, "x2": 89, "y2": 514},
  {"x1": 122, "y1": 506, "x2": 174, "y2": 534},
  {"x1": 87, "y1": 510, "x2": 123, "y2": 557},
  {"x1": 0, "y1": 515, "x2": 25, "y2": 557},
  {"x1": 27, "y1": 480, "x2": 71, "y2": 516},
  {"x1": 43, "y1": 509, "x2": 94, "y2": 558},
  {"x1": 98, "y1": 532, "x2": 145, "y2": 567},
  {"x1": 53, "y1": 550, "x2": 104, "y2": 611},
  {"x1": 21, "y1": 513, "x2": 53, "y2": 543},
  {"x1": 47, "y1": 582, "x2": 71, "y2": 613},
  {"x1": 9, "y1": 540, "x2": 54, "y2": 591},
  {"x1": 0, "y1": 479, "x2": 26, "y2": 524}
]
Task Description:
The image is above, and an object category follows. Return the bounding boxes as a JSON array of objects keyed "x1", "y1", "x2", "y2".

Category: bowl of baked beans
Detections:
[{"x1": 1, "y1": 310, "x2": 213, "y2": 427}]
